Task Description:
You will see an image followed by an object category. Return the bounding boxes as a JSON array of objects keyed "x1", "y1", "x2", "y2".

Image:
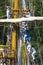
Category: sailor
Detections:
[
  {"x1": 7, "y1": 33, "x2": 11, "y2": 43},
  {"x1": 3, "y1": 62, "x2": 6, "y2": 65},
  {"x1": 6, "y1": 6, "x2": 10, "y2": 18},
  {"x1": 22, "y1": 25, "x2": 31, "y2": 43},
  {"x1": 25, "y1": 10, "x2": 31, "y2": 17},
  {"x1": 27, "y1": 41, "x2": 31, "y2": 54},
  {"x1": 31, "y1": 47, "x2": 36, "y2": 60},
  {"x1": 0, "y1": 60, "x2": 3, "y2": 65}
]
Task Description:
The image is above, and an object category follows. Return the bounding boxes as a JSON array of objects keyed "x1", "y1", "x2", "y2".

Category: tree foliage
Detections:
[
  {"x1": 0, "y1": 0, "x2": 10, "y2": 17},
  {"x1": 27, "y1": 0, "x2": 43, "y2": 64}
]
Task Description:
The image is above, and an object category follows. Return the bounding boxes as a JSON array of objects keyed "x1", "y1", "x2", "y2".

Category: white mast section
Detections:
[
  {"x1": 0, "y1": 17, "x2": 43, "y2": 23},
  {"x1": 22, "y1": 0, "x2": 26, "y2": 10}
]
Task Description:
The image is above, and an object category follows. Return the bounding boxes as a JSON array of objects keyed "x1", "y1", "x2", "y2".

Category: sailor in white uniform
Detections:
[
  {"x1": 6, "y1": 6, "x2": 10, "y2": 18},
  {"x1": 25, "y1": 10, "x2": 31, "y2": 17},
  {"x1": 27, "y1": 41, "x2": 31, "y2": 54},
  {"x1": 31, "y1": 47, "x2": 36, "y2": 60}
]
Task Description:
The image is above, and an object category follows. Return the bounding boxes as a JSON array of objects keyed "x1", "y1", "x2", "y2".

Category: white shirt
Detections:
[
  {"x1": 3, "y1": 63, "x2": 6, "y2": 65},
  {"x1": 25, "y1": 12, "x2": 31, "y2": 17},
  {"x1": 32, "y1": 47, "x2": 36, "y2": 53},
  {"x1": 27, "y1": 44, "x2": 31, "y2": 50},
  {"x1": 0, "y1": 63, "x2": 3, "y2": 65},
  {"x1": 6, "y1": 7, "x2": 10, "y2": 18},
  {"x1": 27, "y1": 44, "x2": 31, "y2": 53}
]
